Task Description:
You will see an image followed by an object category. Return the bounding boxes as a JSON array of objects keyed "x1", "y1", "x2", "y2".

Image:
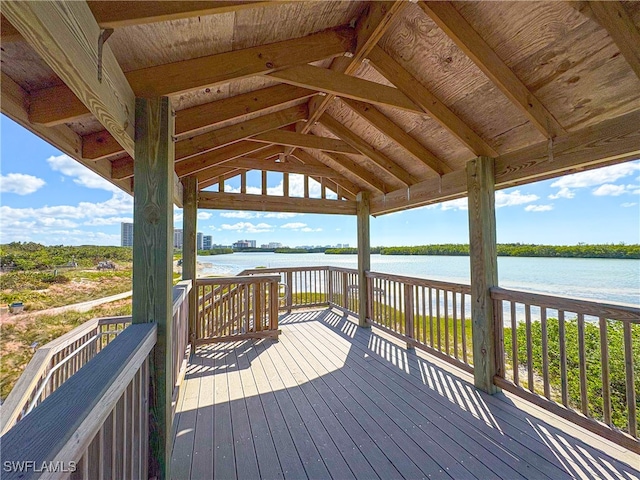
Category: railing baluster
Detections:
[
  {"x1": 577, "y1": 313, "x2": 589, "y2": 416},
  {"x1": 541, "y1": 307, "x2": 550, "y2": 399},
  {"x1": 453, "y1": 292, "x2": 458, "y2": 360},
  {"x1": 436, "y1": 289, "x2": 441, "y2": 352},
  {"x1": 623, "y1": 322, "x2": 637, "y2": 437},
  {"x1": 461, "y1": 293, "x2": 467, "y2": 364},
  {"x1": 511, "y1": 301, "x2": 518, "y2": 385},
  {"x1": 444, "y1": 290, "x2": 449, "y2": 355},
  {"x1": 558, "y1": 310, "x2": 568, "y2": 407},
  {"x1": 429, "y1": 287, "x2": 434, "y2": 348},
  {"x1": 599, "y1": 316, "x2": 612, "y2": 426},
  {"x1": 526, "y1": 304, "x2": 533, "y2": 393}
]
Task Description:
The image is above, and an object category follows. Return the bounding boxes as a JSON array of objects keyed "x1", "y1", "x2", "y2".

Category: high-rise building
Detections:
[
  {"x1": 203, "y1": 235, "x2": 213, "y2": 250},
  {"x1": 173, "y1": 229, "x2": 183, "y2": 249},
  {"x1": 232, "y1": 239, "x2": 256, "y2": 249},
  {"x1": 197, "y1": 232, "x2": 204, "y2": 251},
  {"x1": 121, "y1": 222, "x2": 133, "y2": 247}
]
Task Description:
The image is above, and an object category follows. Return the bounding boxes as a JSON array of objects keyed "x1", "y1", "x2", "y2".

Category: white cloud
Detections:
[
  {"x1": 301, "y1": 227, "x2": 322, "y2": 232},
  {"x1": 197, "y1": 212, "x2": 212, "y2": 220},
  {"x1": 441, "y1": 198, "x2": 468, "y2": 211},
  {"x1": 525, "y1": 204, "x2": 554, "y2": 212},
  {"x1": 0, "y1": 173, "x2": 46, "y2": 195},
  {"x1": 220, "y1": 211, "x2": 257, "y2": 219},
  {"x1": 549, "y1": 162, "x2": 640, "y2": 199},
  {"x1": 495, "y1": 190, "x2": 539, "y2": 207},
  {"x1": 46, "y1": 154, "x2": 119, "y2": 193},
  {"x1": 281, "y1": 222, "x2": 307, "y2": 229},
  {"x1": 84, "y1": 217, "x2": 133, "y2": 226},
  {"x1": 220, "y1": 211, "x2": 300, "y2": 220},
  {"x1": 621, "y1": 202, "x2": 637, "y2": 208},
  {"x1": 592, "y1": 184, "x2": 627, "y2": 196},
  {"x1": 219, "y1": 222, "x2": 273, "y2": 233},
  {"x1": 548, "y1": 187, "x2": 575, "y2": 200},
  {"x1": 263, "y1": 212, "x2": 300, "y2": 219}
]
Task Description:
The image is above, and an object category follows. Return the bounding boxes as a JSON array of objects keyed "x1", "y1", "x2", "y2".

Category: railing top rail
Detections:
[
  {"x1": 197, "y1": 274, "x2": 281, "y2": 286},
  {"x1": 1, "y1": 314, "x2": 131, "y2": 435},
  {"x1": 491, "y1": 286, "x2": 640, "y2": 323},
  {"x1": 366, "y1": 270, "x2": 471, "y2": 293},
  {"x1": 239, "y1": 266, "x2": 329, "y2": 275},
  {"x1": 327, "y1": 266, "x2": 358, "y2": 274},
  {"x1": 0, "y1": 323, "x2": 157, "y2": 480}
]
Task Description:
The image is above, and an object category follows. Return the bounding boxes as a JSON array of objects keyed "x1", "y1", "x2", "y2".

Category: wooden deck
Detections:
[{"x1": 171, "y1": 308, "x2": 639, "y2": 480}]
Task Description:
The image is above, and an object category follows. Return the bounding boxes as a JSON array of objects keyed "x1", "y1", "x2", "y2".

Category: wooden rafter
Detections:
[
  {"x1": 419, "y1": 1, "x2": 566, "y2": 139},
  {"x1": 0, "y1": 15, "x2": 22, "y2": 42},
  {"x1": 224, "y1": 157, "x2": 343, "y2": 178},
  {"x1": 368, "y1": 46, "x2": 498, "y2": 157},
  {"x1": 4, "y1": 1, "x2": 136, "y2": 156},
  {"x1": 341, "y1": 98, "x2": 452, "y2": 176},
  {"x1": 294, "y1": 149, "x2": 387, "y2": 195},
  {"x1": 587, "y1": 1, "x2": 640, "y2": 81},
  {"x1": 287, "y1": 151, "x2": 362, "y2": 197},
  {"x1": 188, "y1": 145, "x2": 284, "y2": 183},
  {"x1": 94, "y1": 104, "x2": 305, "y2": 163},
  {"x1": 87, "y1": 1, "x2": 281, "y2": 28},
  {"x1": 371, "y1": 109, "x2": 640, "y2": 215},
  {"x1": 319, "y1": 113, "x2": 417, "y2": 186},
  {"x1": 28, "y1": 26, "x2": 354, "y2": 126},
  {"x1": 198, "y1": 191, "x2": 357, "y2": 215},
  {"x1": 1, "y1": 71, "x2": 131, "y2": 195},
  {"x1": 83, "y1": 85, "x2": 316, "y2": 160},
  {"x1": 250, "y1": 129, "x2": 359, "y2": 155},
  {"x1": 269, "y1": 64, "x2": 420, "y2": 114}
]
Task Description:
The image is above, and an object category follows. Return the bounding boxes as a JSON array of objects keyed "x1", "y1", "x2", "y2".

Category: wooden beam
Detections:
[
  {"x1": 250, "y1": 129, "x2": 359, "y2": 154},
  {"x1": 198, "y1": 191, "x2": 357, "y2": 215},
  {"x1": 181, "y1": 176, "x2": 198, "y2": 354},
  {"x1": 175, "y1": 84, "x2": 316, "y2": 140},
  {"x1": 175, "y1": 105, "x2": 306, "y2": 161},
  {"x1": 83, "y1": 85, "x2": 316, "y2": 160},
  {"x1": 29, "y1": 26, "x2": 354, "y2": 125},
  {"x1": 370, "y1": 109, "x2": 640, "y2": 215},
  {"x1": 289, "y1": 150, "x2": 362, "y2": 197},
  {"x1": 357, "y1": 191, "x2": 371, "y2": 328},
  {"x1": 3, "y1": 1, "x2": 136, "y2": 155},
  {"x1": 419, "y1": 1, "x2": 565, "y2": 138},
  {"x1": 319, "y1": 113, "x2": 417, "y2": 186},
  {"x1": 1, "y1": 71, "x2": 132, "y2": 195},
  {"x1": 341, "y1": 98, "x2": 452, "y2": 175},
  {"x1": 269, "y1": 64, "x2": 421, "y2": 114},
  {"x1": 0, "y1": 14, "x2": 22, "y2": 42},
  {"x1": 173, "y1": 172, "x2": 184, "y2": 208},
  {"x1": 588, "y1": 1, "x2": 640, "y2": 81},
  {"x1": 298, "y1": 150, "x2": 388, "y2": 195},
  {"x1": 368, "y1": 46, "x2": 498, "y2": 157},
  {"x1": 193, "y1": 146, "x2": 283, "y2": 184},
  {"x1": 175, "y1": 142, "x2": 273, "y2": 179},
  {"x1": 87, "y1": 1, "x2": 281, "y2": 28},
  {"x1": 467, "y1": 156, "x2": 500, "y2": 394},
  {"x1": 132, "y1": 97, "x2": 175, "y2": 479},
  {"x1": 224, "y1": 157, "x2": 343, "y2": 178},
  {"x1": 197, "y1": 168, "x2": 240, "y2": 189}
]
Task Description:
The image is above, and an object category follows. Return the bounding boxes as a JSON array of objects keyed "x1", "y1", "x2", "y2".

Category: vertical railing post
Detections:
[
  {"x1": 285, "y1": 271, "x2": 293, "y2": 313},
  {"x1": 328, "y1": 268, "x2": 334, "y2": 305},
  {"x1": 467, "y1": 156, "x2": 500, "y2": 394},
  {"x1": 357, "y1": 191, "x2": 371, "y2": 328},
  {"x1": 342, "y1": 272, "x2": 349, "y2": 310},
  {"x1": 133, "y1": 96, "x2": 175, "y2": 478},
  {"x1": 404, "y1": 284, "x2": 415, "y2": 349},
  {"x1": 182, "y1": 176, "x2": 198, "y2": 354}
]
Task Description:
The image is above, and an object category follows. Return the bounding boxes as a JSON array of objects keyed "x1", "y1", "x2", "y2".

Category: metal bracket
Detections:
[{"x1": 97, "y1": 28, "x2": 114, "y2": 83}]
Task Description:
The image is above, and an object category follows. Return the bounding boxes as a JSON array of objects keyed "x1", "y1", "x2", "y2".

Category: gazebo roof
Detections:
[{"x1": 3, "y1": 1, "x2": 640, "y2": 215}]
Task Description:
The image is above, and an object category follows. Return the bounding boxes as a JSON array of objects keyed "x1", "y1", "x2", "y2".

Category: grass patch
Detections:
[{"x1": 1, "y1": 299, "x2": 132, "y2": 400}]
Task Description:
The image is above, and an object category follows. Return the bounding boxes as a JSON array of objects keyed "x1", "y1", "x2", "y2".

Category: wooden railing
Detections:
[
  {"x1": 171, "y1": 280, "x2": 192, "y2": 414},
  {"x1": 0, "y1": 315, "x2": 131, "y2": 434},
  {"x1": 491, "y1": 287, "x2": 639, "y2": 450},
  {"x1": 366, "y1": 271, "x2": 473, "y2": 373},
  {"x1": 195, "y1": 275, "x2": 280, "y2": 343},
  {"x1": 328, "y1": 267, "x2": 359, "y2": 313},
  {"x1": 1, "y1": 323, "x2": 156, "y2": 480}
]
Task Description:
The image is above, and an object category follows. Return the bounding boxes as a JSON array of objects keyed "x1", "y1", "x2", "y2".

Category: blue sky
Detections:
[{"x1": 1, "y1": 115, "x2": 639, "y2": 247}]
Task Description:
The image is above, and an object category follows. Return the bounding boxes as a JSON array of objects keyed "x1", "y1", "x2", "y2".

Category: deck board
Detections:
[{"x1": 171, "y1": 308, "x2": 640, "y2": 480}]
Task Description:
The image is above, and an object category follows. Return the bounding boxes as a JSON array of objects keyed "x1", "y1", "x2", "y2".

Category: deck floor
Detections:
[{"x1": 171, "y1": 308, "x2": 639, "y2": 480}]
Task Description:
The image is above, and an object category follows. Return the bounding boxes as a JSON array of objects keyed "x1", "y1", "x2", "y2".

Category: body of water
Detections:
[{"x1": 198, "y1": 252, "x2": 640, "y2": 306}]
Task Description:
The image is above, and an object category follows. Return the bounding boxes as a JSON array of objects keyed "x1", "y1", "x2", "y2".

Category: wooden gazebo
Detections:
[{"x1": 2, "y1": 2, "x2": 639, "y2": 478}]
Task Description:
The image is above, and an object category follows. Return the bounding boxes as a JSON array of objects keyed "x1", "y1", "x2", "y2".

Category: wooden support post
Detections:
[
  {"x1": 182, "y1": 176, "x2": 198, "y2": 354},
  {"x1": 304, "y1": 175, "x2": 309, "y2": 198},
  {"x1": 285, "y1": 271, "x2": 293, "y2": 313},
  {"x1": 404, "y1": 285, "x2": 415, "y2": 349},
  {"x1": 283, "y1": 173, "x2": 289, "y2": 197},
  {"x1": 262, "y1": 170, "x2": 268, "y2": 195},
  {"x1": 357, "y1": 191, "x2": 370, "y2": 328},
  {"x1": 240, "y1": 172, "x2": 247, "y2": 194},
  {"x1": 132, "y1": 97, "x2": 174, "y2": 479},
  {"x1": 467, "y1": 156, "x2": 500, "y2": 394}
]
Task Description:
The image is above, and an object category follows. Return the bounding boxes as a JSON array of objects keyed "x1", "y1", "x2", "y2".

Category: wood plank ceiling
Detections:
[{"x1": 2, "y1": 1, "x2": 640, "y2": 215}]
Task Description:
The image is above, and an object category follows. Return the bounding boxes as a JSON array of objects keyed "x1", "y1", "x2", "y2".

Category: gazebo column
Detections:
[
  {"x1": 357, "y1": 191, "x2": 370, "y2": 328},
  {"x1": 182, "y1": 176, "x2": 198, "y2": 353},
  {"x1": 467, "y1": 156, "x2": 500, "y2": 394},
  {"x1": 132, "y1": 97, "x2": 175, "y2": 479}
]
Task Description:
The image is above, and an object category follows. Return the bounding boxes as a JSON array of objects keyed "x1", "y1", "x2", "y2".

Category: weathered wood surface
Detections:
[
  {"x1": 1, "y1": 323, "x2": 156, "y2": 480},
  {"x1": 357, "y1": 192, "x2": 370, "y2": 327},
  {"x1": 171, "y1": 309, "x2": 640, "y2": 479}
]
